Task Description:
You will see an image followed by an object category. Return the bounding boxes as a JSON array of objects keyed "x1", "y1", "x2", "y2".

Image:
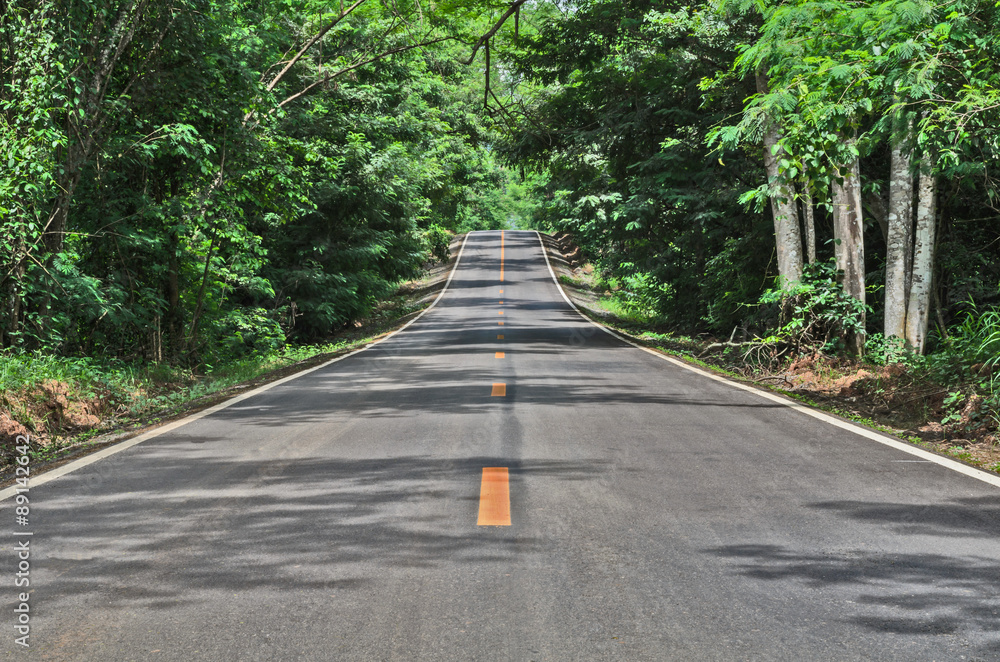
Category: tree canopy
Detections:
[{"x1": 3, "y1": 0, "x2": 1000, "y2": 367}]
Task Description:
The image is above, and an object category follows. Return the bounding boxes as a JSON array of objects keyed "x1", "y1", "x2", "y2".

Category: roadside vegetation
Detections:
[
  {"x1": 1, "y1": 0, "x2": 539, "y2": 464},
  {"x1": 502, "y1": 0, "x2": 1000, "y2": 473}
]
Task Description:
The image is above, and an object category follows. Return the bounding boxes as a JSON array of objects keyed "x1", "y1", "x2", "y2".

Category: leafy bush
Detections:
[
  {"x1": 936, "y1": 302, "x2": 1000, "y2": 378},
  {"x1": 422, "y1": 224, "x2": 452, "y2": 263},
  {"x1": 758, "y1": 259, "x2": 869, "y2": 354},
  {"x1": 864, "y1": 333, "x2": 909, "y2": 366},
  {"x1": 203, "y1": 307, "x2": 286, "y2": 364},
  {"x1": 610, "y1": 264, "x2": 673, "y2": 322}
]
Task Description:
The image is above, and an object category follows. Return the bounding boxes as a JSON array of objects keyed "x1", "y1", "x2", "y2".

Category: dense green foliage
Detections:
[
  {"x1": 3, "y1": 0, "x2": 1000, "y2": 379},
  {"x1": 0, "y1": 0, "x2": 534, "y2": 366},
  {"x1": 498, "y1": 0, "x2": 1000, "y2": 355},
  {"x1": 502, "y1": 1, "x2": 773, "y2": 332}
]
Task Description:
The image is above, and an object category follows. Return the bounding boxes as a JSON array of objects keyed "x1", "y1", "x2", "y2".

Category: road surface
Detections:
[{"x1": 6, "y1": 230, "x2": 1000, "y2": 660}]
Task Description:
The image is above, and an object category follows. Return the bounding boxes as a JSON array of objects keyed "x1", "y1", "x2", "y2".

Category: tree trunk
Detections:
[
  {"x1": 165, "y1": 229, "x2": 183, "y2": 356},
  {"x1": 831, "y1": 149, "x2": 866, "y2": 354},
  {"x1": 186, "y1": 233, "x2": 219, "y2": 357},
  {"x1": 756, "y1": 71, "x2": 803, "y2": 287},
  {"x1": 802, "y1": 181, "x2": 816, "y2": 264},
  {"x1": 864, "y1": 190, "x2": 888, "y2": 244},
  {"x1": 905, "y1": 153, "x2": 936, "y2": 353},
  {"x1": 45, "y1": 155, "x2": 85, "y2": 255},
  {"x1": 884, "y1": 140, "x2": 914, "y2": 340},
  {"x1": 2, "y1": 250, "x2": 26, "y2": 348}
]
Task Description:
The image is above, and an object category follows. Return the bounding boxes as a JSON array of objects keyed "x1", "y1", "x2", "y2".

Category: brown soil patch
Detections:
[{"x1": 0, "y1": 379, "x2": 109, "y2": 459}]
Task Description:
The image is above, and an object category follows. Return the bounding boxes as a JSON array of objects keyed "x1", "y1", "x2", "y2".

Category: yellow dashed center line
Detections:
[
  {"x1": 498, "y1": 310, "x2": 504, "y2": 315},
  {"x1": 477, "y1": 467, "x2": 511, "y2": 526},
  {"x1": 497, "y1": 334, "x2": 504, "y2": 339},
  {"x1": 491, "y1": 383, "x2": 506, "y2": 396},
  {"x1": 495, "y1": 352, "x2": 505, "y2": 359}
]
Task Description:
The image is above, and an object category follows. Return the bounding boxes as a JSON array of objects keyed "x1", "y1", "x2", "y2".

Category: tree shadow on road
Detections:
[
  {"x1": 39, "y1": 455, "x2": 603, "y2": 613},
  {"x1": 706, "y1": 495, "x2": 1000, "y2": 656},
  {"x1": 808, "y1": 497, "x2": 1000, "y2": 539}
]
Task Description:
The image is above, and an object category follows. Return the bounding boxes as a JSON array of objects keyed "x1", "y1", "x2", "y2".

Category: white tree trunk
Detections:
[
  {"x1": 831, "y1": 149, "x2": 866, "y2": 354},
  {"x1": 756, "y1": 72, "x2": 803, "y2": 288},
  {"x1": 884, "y1": 140, "x2": 914, "y2": 340},
  {"x1": 802, "y1": 182, "x2": 816, "y2": 264},
  {"x1": 905, "y1": 154, "x2": 937, "y2": 353}
]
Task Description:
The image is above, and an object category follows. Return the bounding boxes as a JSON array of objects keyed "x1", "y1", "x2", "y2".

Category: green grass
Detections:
[
  {"x1": 126, "y1": 339, "x2": 363, "y2": 416},
  {"x1": 558, "y1": 272, "x2": 605, "y2": 292},
  {"x1": 0, "y1": 352, "x2": 143, "y2": 395},
  {"x1": 593, "y1": 297, "x2": 656, "y2": 325},
  {"x1": 0, "y1": 340, "x2": 359, "y2": 431}
]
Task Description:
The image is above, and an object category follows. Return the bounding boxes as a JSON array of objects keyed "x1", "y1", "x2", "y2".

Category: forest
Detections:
[{"x1": 2, "y1": 0, "x2": 1000, "y2": 462}]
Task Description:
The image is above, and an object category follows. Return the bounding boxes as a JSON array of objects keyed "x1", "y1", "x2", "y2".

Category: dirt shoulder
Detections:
[
  {"x1": 0, "y1": 234, "x2": 466, "y2": 481},
  {"x1": 539, "y1": 231, "x2": 1000, "y2": 476}
]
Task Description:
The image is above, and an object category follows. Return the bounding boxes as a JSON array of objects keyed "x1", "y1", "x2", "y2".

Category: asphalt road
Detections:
[{"x1": 6, "y1": 230, "x2": 1000, "y2": 661}]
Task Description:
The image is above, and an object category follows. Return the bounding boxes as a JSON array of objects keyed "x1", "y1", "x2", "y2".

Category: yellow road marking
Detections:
[
  {"x1": 498, "y1": 310, "x2": 504, "y2": 315},
  {"x1": 498, "y1": 321, "x2": 504, "y2": 325},
  {"x1": 499, "y1": 300, "x2": 504, "y2": 304},
  {"x1": 477, "y1": 467, "x2": 511, "y2": 526},
  {"x1": 499, "y1": 289, "x2": 503, "y2": 294},
  {"x1": 491, "y1": 383, "x2": 506, "y2": 396},
  {"x1": 497, "y1": 334, "x2": 504, "y2": 339},
  {"x1": 500, "y1": 231, "x2": 504, "y2": 282},
  {"x1": 495, "y1": 352, "x2": 505, "y2": 358}
]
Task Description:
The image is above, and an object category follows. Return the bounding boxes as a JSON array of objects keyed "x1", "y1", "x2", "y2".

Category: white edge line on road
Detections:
[
  {"x1": 535, "y1": 230, "x2": 1000, "y2": 490},
  {"x1": 0, "y1": 233, "x2": 474, "y2": 501}
]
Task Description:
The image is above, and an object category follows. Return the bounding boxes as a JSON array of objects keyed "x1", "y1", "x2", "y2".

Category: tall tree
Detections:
[
  {"x1": 830, "y1": 140, "x2": 866, "y2": 353},
  {"x1": 756, "y1": 71, "x2": 803, "y2": 287},
  {"x1": 884, "y1": 124, "x2": 914, "y2": 341},
  {"x1": 905, "y1": 153, "x2": 937, "y2": 352}
]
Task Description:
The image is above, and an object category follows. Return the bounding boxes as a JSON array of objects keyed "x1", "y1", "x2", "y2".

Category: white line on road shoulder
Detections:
[
  {"x1": 534, "y1": 230, "x2": 1000, "y2": 490},
  {"x1": 0, "y1": 233, "x2": 475, "y2": 501}
]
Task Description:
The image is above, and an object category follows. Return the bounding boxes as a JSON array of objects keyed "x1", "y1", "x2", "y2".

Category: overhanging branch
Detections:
[
  {"x1": 460, "y1": 0, "x2": 527, "y2": 66},
  {"x1": 265, "y1": 0, "x2": 369, "y2": 93},
  {"x1": 277, "y1": 36, "x2": 454, "y2": 109}
]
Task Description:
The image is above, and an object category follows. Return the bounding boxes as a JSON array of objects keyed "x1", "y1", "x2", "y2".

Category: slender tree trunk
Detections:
[
  {"x1": 884, "y1": 139, "x2": 914, "y2": 340},
  {"x1": 2, "y1": 250, "x2": 26, "y2": 348},
  {"x1": 756, "y1": 71, "x2": 803, "y2": 287},
  {"x1": 903, "y1": 187, "x2": 915, "y2": 300},
  {"x1": 45, "y1": 155, "x2": 85, "y2": 255},
  {"x1": 187, "y1": 234, "x2": 218, "y2": 356},
  {"x1": 864, "y1": 191, "x2": 888, "y2": 244},
  {"x1": 802, "y1": 181, "x2": 816, "y2": 264},
  {"x1": 831, "y1": 148, "x2": 866, "y2": 354},
  {"x1": 165, "y1": 229, "x2": 182, "y2": 355},
  {"x1": 905, "y1": 153, "x2": 936, "y2": 353}
]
